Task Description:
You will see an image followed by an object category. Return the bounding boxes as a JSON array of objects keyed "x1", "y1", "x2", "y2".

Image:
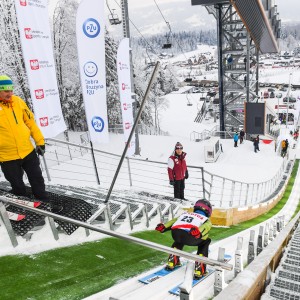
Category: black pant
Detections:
[
  {"x1": 1, "y1": 150, "x2": 48, "y2": 202},
  {"x1": 174, "y1": 179, "x2": 185, "y2": 199},
  {"x1": 171, "y1": 229, "x2": 211, "y2": 256}
]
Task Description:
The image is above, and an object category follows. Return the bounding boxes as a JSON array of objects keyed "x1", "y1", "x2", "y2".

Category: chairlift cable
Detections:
[
  {"x1": 106, "y1": 0, "x2": 114, "y2": 16},
  {"x1": 110, "y1": 0, "x2": 199, "y2": 103},
  {"x1": 112, "y1": 0, "x2": 158, "y2": 55}
]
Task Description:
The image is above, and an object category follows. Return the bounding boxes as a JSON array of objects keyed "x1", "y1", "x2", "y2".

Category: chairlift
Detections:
[
  {"x1": 108, "y1": 9, "x2": 122, "y2": 25},
  {"x1": 162, "y1": 22, "x2": 172, "y2": 49},
  {"x1": 186, "y1": 95, "x2": 193, "y2": 106}
]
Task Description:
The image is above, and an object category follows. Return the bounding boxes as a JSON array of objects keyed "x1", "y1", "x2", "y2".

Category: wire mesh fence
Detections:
[{"x1": 30, "y1": 138, "x2": 289, "y2": 208}]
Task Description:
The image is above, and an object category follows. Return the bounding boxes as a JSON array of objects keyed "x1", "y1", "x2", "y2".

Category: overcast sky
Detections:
[{"x1": 48, "y1": 0, "x2": 299, "y2": 37}]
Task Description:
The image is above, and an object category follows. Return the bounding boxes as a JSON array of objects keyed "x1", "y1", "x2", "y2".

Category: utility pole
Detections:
[{"x1": 121, "y1": 0, "x2": 140, "y2": 155}]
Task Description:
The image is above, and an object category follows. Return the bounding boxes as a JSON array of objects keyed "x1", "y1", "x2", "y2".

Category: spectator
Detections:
[
  {"x1": 253, "y1": 137, "x2": 259, "y2": 153},
  {"x1": 281, "y1": 139, "x2": 287, "y2": 157},
  {"x1": 0, "y1": 75, "x2": 62, "y2": 213},
  {"x1": 239, "y1": 129, "x2": 245, "y2": 144},
  {"x1": 256, "y1": 135, "x2": 260, "y2": 151},
  {"x1": 155, "y1": 199, "x2": 212, "y2": 278},
  {"x1": 233, "y1": 132, "x2": 239, "y2": 147},
  {"x1": 168, "y1": 142, "x2": 188, "y2": 200}
]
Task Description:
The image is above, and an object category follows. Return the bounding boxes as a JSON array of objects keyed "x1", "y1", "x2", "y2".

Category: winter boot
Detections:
[
  {"x1": 194, "y1": 254, "x2": 207, "y2": 278},
  {"x1": 166, "y1": 254, "x2": 181, "y2": 270}
]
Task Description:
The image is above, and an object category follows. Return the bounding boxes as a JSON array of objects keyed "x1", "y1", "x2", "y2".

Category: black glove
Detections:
[
  {"x1": 169, "y1": 180, "x2": 175, "y2": 186},
  {"x1": 155, "y1": 223, "x2": 166, "y2": 233},
  {"x1": 190, "y1": 227, "x2": 201, "y2": 239},
  {"x1": 36, "y1": 145, "x2": 45, "y2": 156},
  {"x1": 185, "y1": 170, "x2": 189, "y2": 179}
]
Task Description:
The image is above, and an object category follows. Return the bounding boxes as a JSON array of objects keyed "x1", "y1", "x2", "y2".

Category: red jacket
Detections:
[{"x1": 168, "y1": 152, "x2": 187, "y2": 181}]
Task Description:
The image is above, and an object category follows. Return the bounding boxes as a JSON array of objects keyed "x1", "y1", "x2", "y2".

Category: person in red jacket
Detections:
[{"x1": 168, "y1": 142, "x2": 188, "y2": 199}]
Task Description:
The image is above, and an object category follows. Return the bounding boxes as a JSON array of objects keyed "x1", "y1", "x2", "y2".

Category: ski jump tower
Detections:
[{"x1": 192, "y1": 0, "x2": 281, "y2": 132}]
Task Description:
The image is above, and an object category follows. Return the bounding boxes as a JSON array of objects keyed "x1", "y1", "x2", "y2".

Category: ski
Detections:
[
  {"x1": 7, "y1": 211, "x2": 26, "y2": 221},
  {"x1": 13, "y1": 199, "x2": 41, "y2": 208},
  {"x1": 139, "y1": 264, "x2": 183, "y2": 284},
  {"x1": 168, "y1": 254, "x2": 232, "y2": 296}
]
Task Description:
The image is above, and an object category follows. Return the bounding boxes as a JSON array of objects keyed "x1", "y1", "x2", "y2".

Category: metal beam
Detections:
[{"x1": 0, "y1": 196, "x2": 233, "y2": 271}]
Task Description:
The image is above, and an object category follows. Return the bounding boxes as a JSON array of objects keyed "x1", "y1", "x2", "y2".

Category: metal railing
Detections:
[{"x1": 30, "y1": 138, "x2": 290, "y2": 208}]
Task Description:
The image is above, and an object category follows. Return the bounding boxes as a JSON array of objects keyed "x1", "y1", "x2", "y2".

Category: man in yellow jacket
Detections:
[
  {"x1": 0, "y1": 75, "x2": 61, "y2": 212},
  {"x1": 155, "y1": 199, "x2": 212, "y2": 278}
]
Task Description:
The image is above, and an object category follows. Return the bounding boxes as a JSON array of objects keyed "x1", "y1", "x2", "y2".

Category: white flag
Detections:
[
  {"x1": 117, "y1": 38, "x2": 135, "y2": 156},
  {"x1": 14, "y1": 0, "x2": 67, "y2": 138},
  {"x1": 76, "y1": 0, "x2": 109, "y2": 144}
]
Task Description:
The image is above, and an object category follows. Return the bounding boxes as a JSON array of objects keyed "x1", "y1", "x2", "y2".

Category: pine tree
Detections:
[{"x1": 0, "y1": 0, "x2": 31, "y2": 107}]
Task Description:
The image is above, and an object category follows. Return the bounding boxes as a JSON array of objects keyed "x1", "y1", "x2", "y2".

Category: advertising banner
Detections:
[
  {"x1": 117, "y1": 38, "x2": 135, "y2": 156},
  {"x1": 76, "y1": 0, "x2": 109, "y2": 144},
  {"x1": 15, "y1": 0, "x2": 67, "y2": 138}
]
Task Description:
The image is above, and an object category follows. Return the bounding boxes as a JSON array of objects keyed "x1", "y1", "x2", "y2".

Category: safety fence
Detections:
[{"x1": 34, "y1": 138, "x2": 290, "y2": 208}]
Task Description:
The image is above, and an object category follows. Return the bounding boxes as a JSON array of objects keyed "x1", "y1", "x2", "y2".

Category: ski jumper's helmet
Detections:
[{"x1": 193, "y1": 199, "x2": 212, "y2": 217}]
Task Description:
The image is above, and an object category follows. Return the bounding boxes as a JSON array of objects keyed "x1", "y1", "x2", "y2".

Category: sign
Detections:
[
  {"x1": 117, "y1": 38, "x2": 135, "y2": 156},
  {"x1": 15, "y1": 0, "x2": 66, "y2": 137},
  {"x1": 76, "y1": 0, "x2": 109, "y2": 144}
]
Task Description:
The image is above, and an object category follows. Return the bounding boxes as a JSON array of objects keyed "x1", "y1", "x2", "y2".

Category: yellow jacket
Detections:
[{"x1": 0, "y1": 95, "x2": 44, "y2": 162}]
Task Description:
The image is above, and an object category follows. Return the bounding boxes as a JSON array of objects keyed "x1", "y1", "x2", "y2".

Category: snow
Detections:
[{"x1": 2, "y1": 48, "x2": 300, "y2": 298}]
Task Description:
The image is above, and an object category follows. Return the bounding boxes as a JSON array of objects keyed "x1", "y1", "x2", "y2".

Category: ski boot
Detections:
[
  {"x1": 166, "y1": 254, "x2": 181, "y2": 270},
  {"x1": 194, "y1": 254, "x2": 207, "y2": 279}
]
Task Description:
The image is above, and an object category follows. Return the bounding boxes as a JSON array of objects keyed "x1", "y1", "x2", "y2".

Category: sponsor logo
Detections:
[
  {"x1": 34, "y1": 89, "x2": 44, "y2": 99},
  {"x1": 85, "y1": 79, "x2": 104, "y2": 95},
  {"x1": 20, "y1": 0, "x2": 27, "y2": 6},
  {"x1": 30, "y1": 59, "x2": 39, "y2": 70},
  {"x1": 125, "y1": 122, "x2": 131, "y2": 130},
  {"x1": 39, "y1": 117, "x2": 48, "y2": 127},
  {"x1": 123, "y1": 103, "x2": 132, "y2": 110},
  {"x1": 83, "y1": 18, "x2": 100, "y2": 38},
  {"x1": 84, "y1": 61, "x2": 98, "y2": 77},
  {"x1": 121, "y1": 83, "x2": 130, "y2": 90},
  {"x1": 24, "y1": 28, "x2": 32, "y2": 39},
  {"x1": 118, "y1": 61, "x2": 129, "y2": 71},
  {"x1": 91, "y1": 116, "x2": 105, "y2": 132}
]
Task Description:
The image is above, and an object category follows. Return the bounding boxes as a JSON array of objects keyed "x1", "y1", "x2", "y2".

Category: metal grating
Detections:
[
  {"x1": 270, "y1": 285, "x2": 300, "y2": 300},
  {"x1": 232, "y1": 0, "x2": 278, "y2": 53},
  {"x1": 278, "y1": 270, "x2": 300, "y2": 283},
  {"x1": 274, "y1": 278, "x2": 300, "y2": 293}
]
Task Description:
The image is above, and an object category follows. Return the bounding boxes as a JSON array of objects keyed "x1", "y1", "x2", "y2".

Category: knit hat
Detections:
[
  {"x1": 175, "y1": 142, "x2": 183, "y2": 149},
  {"x1": 0, "y1": 75, "x2": 13, "y2": 91}
]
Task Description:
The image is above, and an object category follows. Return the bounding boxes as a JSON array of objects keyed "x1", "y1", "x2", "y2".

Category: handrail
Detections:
[
  {"x1": 214, "y1": 209, "x2": 300, "y2": 299},
  {"x1": 0, "y1": 196, "x2": 233, "y2": 271}
]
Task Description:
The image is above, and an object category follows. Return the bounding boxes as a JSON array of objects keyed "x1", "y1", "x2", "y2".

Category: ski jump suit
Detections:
[{"x1": 164, "y1": 211, "x2": 212, "y2": 257}]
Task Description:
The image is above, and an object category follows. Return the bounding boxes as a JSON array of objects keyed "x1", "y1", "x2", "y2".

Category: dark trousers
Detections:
[
  {"x1": 234, "y1": 141, "x2": 238, "y2": 147},
  {"x1": 171, "y1": 229, "x2": 211, "y2": 256},
  {"x1": 0, "y1": 150, "x2": 48, "y2": 202},
  {"x1": 174, "y1": 179, "x2": 185, "y2": 199}
]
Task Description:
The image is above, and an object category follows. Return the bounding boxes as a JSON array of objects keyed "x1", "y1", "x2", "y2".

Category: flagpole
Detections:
[{"x1": 104, "y1": 62, "x2": 160, "y2": 203}]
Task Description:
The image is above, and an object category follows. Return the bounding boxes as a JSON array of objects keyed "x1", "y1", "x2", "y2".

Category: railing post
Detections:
[
  {"x1": 55, "y1": 150, "x2": 60, "y2": 165},
  {"x1": 67, "y1": 144, "x2": 72, "y2": 160},
  {"x1": 201, "y1": 167, "x2": 205, "y2": 199},
  {"x1": 247, "y1": 230, "x2": 255, "y2": 264},
  {"x1": 214, "y1": 247, "x2": 228, "y2": 296},
  {"x1": 257, "y1": 226, "x2": 264, "y2": 255},
  {"x1": 220, "y1": 178, "x2": 225, "y2": 207},
  {"x1": 0, "y1": 202, "x2": 18, "y2": 247},
  {"x1": 245, "y1": 184, "x2": 249, "y2": 206},
  {"x1": 264, "y1": 223, "x2": 269, "y2": 247},
  {"x1": 234, "y1": 237, "x2": 243, "y2": 277},
  {"x1": 126, "y1": 157, "x2": 133, "y2": 187},
  {"x1": 230, "y1": 181, "x2": 235, "y2": 207},
  {"x1": 238, "y1": 182, "x2": 242, "y2": 207}
]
